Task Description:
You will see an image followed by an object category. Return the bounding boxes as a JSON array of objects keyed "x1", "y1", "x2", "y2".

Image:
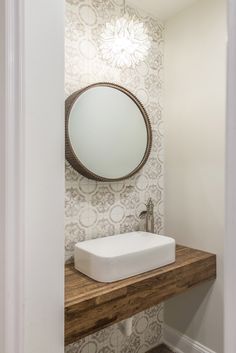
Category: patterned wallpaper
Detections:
[
  {"x1": 65, "y1": 0, "x2": 165, "y2": 351},
  {"x1": 66, "y1": 307, "x2": 163, "y2": 353}
]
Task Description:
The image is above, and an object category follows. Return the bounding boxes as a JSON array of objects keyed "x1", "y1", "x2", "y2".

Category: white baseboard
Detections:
[{"x1": 163, "y1": 325, "x2": 216, "y2": 353}]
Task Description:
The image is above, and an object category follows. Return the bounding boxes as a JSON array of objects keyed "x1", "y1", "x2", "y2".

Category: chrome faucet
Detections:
[{"x1": 139, "y1": 198, "x2": 154, "y2": 233}]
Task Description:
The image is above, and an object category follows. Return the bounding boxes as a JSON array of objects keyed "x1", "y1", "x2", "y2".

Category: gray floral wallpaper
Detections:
[
  {"x1": 66, "y1": 307, "x2": 163, "y2": 353},
  {"x1": 65, "y1": 0, "x2": 165, "y2": 351}
]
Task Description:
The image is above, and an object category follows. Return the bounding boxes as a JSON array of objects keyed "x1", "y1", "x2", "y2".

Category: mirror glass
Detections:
[{"x1": 65, "y1": 83, "x2": 152, "y2": 181}]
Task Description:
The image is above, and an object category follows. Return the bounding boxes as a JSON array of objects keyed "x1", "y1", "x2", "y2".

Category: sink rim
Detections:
[{"x1": 74, "y1": 231, "x2": 175, "y2": 260}]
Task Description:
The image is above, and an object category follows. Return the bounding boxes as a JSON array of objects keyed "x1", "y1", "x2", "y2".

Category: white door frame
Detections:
[
  {"x1": 225, "y1": 1, "x2": 236, "y2": 352},
  {"x1": 0, "y1": 0, "x2": 25, "y2": 352},
  {"x1": 1, "y1": 0, "x2": 236, "y2": 352},
  {"x1": 0, "y1": 0, "x2": 65, "y2": 353}
]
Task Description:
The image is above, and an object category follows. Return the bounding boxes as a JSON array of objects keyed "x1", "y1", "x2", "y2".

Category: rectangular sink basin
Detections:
[{"x1": 74, "y1": 231, "x2": 176, "y2": 282}]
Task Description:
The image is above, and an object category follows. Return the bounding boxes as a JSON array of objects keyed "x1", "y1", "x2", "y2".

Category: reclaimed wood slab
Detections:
[
  {"x1": 148, "y1": 344, "x2": 174, "y2": 353},
  {"x1": 65, "y1": 245, "x2": 216, "y2": 345}
]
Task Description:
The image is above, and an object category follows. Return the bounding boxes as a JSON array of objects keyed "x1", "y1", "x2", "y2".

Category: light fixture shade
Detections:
[{"x1": 100, "y1": 15, "x2": 151, "y2": 68}]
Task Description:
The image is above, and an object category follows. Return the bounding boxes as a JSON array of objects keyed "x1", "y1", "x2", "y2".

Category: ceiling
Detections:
[{"x1": 127, "y1": 0, "x2": 198, "y2": 21}]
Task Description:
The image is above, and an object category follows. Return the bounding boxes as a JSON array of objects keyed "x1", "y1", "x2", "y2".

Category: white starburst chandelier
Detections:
[{"x1": 100, "y1": 1, "x2": 151, "y2": 68}]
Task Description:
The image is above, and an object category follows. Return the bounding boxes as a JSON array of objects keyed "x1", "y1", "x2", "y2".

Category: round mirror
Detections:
[{"x1": 65, "y1": 83, "x2": 152, "y2": 181}]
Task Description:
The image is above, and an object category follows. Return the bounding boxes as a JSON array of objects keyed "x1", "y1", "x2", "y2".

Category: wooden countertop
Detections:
[{"x1": 65, "y1": 245, "x2": 216, "y2": 345}]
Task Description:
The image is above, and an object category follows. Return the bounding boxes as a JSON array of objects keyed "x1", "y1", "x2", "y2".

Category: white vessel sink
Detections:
[{"x1": 74, "y1": 231, "x2": 176, "y2": 282}]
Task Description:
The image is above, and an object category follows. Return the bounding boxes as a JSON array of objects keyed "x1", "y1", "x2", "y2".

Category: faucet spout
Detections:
[{"x1": 139, "y1": 198, "x2": 154, "y2": 233}]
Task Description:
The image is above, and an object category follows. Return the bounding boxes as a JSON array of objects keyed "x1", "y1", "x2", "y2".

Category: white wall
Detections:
[
  {"x1": 164, "y1": 0, "x2": 226, "y2": 352},
  {"x1": 23, "y1": 1, "x2": 65, "y2": 352},
  {"x1": 1, "y1": 1, "x2": 65, "y2": 352},
  {"x1": 225, "y1": 1, "x2": 236, "y2": 352},
  {"x1": 0, "y1": 0, "x2": 6, "y2": 351}
]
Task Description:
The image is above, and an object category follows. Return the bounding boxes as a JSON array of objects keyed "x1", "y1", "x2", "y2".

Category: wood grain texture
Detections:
[
  {"x1": 148, "y1": 344, "x2": 174, "y2": 353},
  {"x1": 65, "y1": 245, "x2": 216, "y2": 345}
]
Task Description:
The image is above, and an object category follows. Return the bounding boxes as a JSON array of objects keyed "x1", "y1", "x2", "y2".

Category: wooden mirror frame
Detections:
[{"x1": 65, "y1": 82, "x2": 152, "y2": 182}]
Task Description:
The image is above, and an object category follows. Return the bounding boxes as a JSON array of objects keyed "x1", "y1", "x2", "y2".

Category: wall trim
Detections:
[
  {"x1": 1, "y1": 0, "x2": 65, "y2": 352},
  {"x1": 225, "y1": 1, "x2": 236, "y2": 352},
  {"x1": 1, "y1": 0, "x2": 25, "y2": 352},
  {"x1": 163, "y1": 325, "x2": 216, "y2": 353}
]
